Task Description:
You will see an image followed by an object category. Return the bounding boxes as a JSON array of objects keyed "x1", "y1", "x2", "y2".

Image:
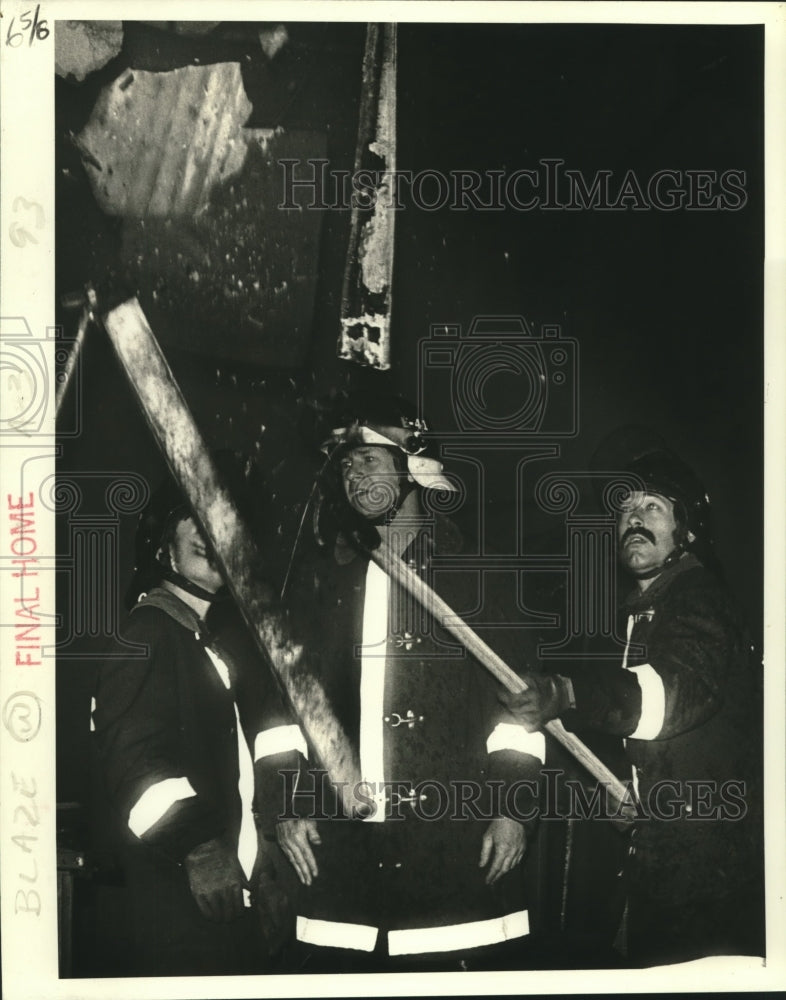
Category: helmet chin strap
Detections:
[
  {"x1": 160, "y1": 566, "x2": 223, "y2": 602},
  {"x1": 158, "y1": 544, "x2": 224, "y2": 602},
  {"x1": 365, "y1": 476, "x2": 417, "y2": 527},
  {"x1": 634, "y1": 543, "x2": 686, "y2": 581}
]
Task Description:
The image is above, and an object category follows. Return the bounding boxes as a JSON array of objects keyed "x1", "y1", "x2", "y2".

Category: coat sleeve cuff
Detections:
[
  {"x1": 130, "y1": 792, "x2": 226, "y2": 864},
  {"x1": 561, "y1": 666, "x2": 642, "y2": 737},
  {"x1": 253, "y1": 749, "x2": 305, "y2": 834},
  {"x1": 487, "y1": 745, "x2": 543, "y2": 826}
]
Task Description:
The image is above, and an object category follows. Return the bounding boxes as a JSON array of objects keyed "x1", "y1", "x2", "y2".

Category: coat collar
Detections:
[
  {"x1": 624, "y1": 551, "x2": 703, "y2": 610},
  {"x1": 130, "y1": 586, "x2": 204, "y2": 634}
]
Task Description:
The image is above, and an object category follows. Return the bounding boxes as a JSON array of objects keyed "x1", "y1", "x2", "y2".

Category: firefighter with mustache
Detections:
[{"x1": 502, "y1": 445, "x2": 764, "y2": 966}]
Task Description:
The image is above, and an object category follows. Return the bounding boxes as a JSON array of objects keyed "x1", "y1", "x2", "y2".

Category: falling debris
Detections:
[
  {"x1": 77, "y1": 62, "x2": 254, "y2": 217},
  {"x1": 72, "y1": 70, "x2": 324, "y2": 366},
  {"x1": 55, "y1": 20, "x2": 124, "y2": 82}
]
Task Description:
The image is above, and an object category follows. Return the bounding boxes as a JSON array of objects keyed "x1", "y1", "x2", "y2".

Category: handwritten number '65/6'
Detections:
[{"x1": 6, "y1": 6, "x2": 50, "y2": 47}]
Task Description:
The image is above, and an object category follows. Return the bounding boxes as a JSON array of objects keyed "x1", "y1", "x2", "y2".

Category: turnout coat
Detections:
[
  {"x1": 257, "y1": 517, "x2": 547, "y2": 964},
  {"x1": 92, "y1": 587, "x2": 270, "y2": 974},
  {"x1": 560, "y1": 554, "x2": 764, "y2": 960}
]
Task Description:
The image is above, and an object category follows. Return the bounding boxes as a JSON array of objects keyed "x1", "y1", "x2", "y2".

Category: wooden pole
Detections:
[
  {"x1": 103, "y1": 298, "x2": 362, "y2": 814},
  {"x1": 55, "y1": 306, "x2": 89, "y2": 419},
  {"x1": 368, "y1": 539, "x2": 635, "y2": 816}
]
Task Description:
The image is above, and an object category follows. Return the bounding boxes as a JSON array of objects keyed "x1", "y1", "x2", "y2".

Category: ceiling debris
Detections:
[
  {"x1": 55, "y1": 20, "x2": 124, "y2": 82},
  {"x1": 258, "y1": 24, "x2": 289, "y2": 60},
  {"x1": 77, "y1": 62, "x2": 254, "y2": 217}
]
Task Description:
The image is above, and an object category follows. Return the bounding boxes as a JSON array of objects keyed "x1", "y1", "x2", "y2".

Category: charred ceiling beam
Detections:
[{"x1": 338, "y1": 23, "x2": 397, "y2": 371}]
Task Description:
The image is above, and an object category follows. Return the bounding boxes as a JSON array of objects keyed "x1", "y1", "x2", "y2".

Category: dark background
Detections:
[{"x1": 54, "y1": 20, "x2": 763, "y2": 966}]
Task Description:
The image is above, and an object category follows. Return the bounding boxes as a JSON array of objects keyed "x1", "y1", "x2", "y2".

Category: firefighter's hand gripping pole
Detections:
[
  {"x1": 102, "y1": 298, "x2": 362, "y2": 815},
  {"x1": 366, "y1": 537, "x2": 636, "y2": 820}
]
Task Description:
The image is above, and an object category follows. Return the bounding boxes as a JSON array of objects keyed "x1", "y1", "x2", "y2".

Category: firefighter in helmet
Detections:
[
  {"x1": 93, "y1": 472, "x2": 273, "y2": 975},
  {"x1": 502, "y1": 441, "x2": 764, "y2": 966},
  {"x1": 255, "y1": 391, "x2": 546, "y2": 972}
]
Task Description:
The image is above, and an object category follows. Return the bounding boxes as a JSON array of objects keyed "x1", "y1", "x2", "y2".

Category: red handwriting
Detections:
[{"x1": 7, "y1": 494, "x2": 40, "y2": 664}]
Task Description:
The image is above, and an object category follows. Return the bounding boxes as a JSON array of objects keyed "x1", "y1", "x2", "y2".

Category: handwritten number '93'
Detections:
[
  {"x1": 6, "y1": 6, "x2": 50, "y2": 47},
  {"x1": 9, "y1": 197, "x2": 45, "y2": 247}
]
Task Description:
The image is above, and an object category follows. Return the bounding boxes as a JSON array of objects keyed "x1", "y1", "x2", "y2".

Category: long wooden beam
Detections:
[
  {"x1": 367, "y1": 538, "x2": 636, "y2": 818},
  {"x1": 103, "y1": 297, "x2": 362, "y2": 814}
]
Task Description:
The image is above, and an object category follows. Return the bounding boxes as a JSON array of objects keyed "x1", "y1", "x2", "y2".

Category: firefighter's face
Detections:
[
  {"x1": 340, "y1": 446, "x2": 406, "y2": 519},
  {"x1": 617, "y1": 492, "x2": 693, "y2": 577},
  {"x1": 165, "y1": 517, "x2": 223, "y2": 593}
]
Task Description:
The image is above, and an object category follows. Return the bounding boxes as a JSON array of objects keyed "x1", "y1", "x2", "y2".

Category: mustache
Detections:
[{"x1": 621, "y1": 526, "x2": 656, "y2": 546}]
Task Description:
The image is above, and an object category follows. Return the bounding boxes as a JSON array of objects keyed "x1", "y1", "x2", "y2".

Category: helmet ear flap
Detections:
[
  {"x1": 671, "y1": 497, "x2": 701, "y2": 550},
  {"x1": 672, "y1": 519, "x2": 692, "y2": 552}
]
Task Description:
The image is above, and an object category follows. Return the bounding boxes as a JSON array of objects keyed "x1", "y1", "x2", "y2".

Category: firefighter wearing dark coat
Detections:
[
  {"x1": 92, "y1": 480, "x2": 275, "y2": 975},
  {"x1": 502, "y1": 447, "x2": 764, "y2": 966},
  {"x1": 256, "y1": 396, "x2": 546, "y2": 972}
]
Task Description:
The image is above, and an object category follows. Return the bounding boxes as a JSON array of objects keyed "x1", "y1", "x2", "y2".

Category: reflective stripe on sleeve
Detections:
[
  {"x1": 296, "y1": 915, "x2": 378, "y2": 952},
  {"x1": 627, "y1": 663, "x2": 666, "y2": 740},
  {"x1": 254, "y1": 725, "x2": 308, "y2": 762},
  {"x1": 486, "y1": 722, "x2": 546, "y2": 764},
  {"x1": 128, "y1": 776, "x2": 197, "y2": 838},
  {"x1": 388, "y1": 909, "x2": 529, "y2": 956}
]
